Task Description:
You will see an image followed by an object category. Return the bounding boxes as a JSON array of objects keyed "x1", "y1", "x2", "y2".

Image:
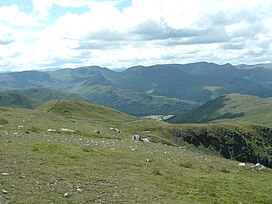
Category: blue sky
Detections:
[{"x1": 0, "y1": 0, "x2": 271, "y2": 71}]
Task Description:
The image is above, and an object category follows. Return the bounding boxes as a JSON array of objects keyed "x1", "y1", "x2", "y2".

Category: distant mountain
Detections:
[
  {"x1": 168, "y1": 93, "x2": 272, "y2": 126},
  {"x1": 236, "y1": 63, "x2": 272, "y2": 69},
  {"x1": 1, "y1": 63, "x2": 272, "y2": 115}
]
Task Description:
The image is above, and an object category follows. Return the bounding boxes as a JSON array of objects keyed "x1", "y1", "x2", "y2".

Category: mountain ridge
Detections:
[{"x1": 1, "y1": 62, "x2": 272, "y2": 116}]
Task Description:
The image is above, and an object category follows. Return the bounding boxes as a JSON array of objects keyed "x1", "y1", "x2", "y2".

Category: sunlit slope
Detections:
[
  {"x1": 169, "y1": 93, "x2": 272, "y2": 127},
  {"x1": 36, "y1": 99, "x2": 136, "y2": 122}
]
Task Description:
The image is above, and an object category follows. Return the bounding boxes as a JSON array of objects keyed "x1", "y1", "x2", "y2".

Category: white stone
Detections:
[
  {"x1": 61, "y1": 128, "x2": 75, "y2": 132},
  {"x1": 77, "y1": 187, "x2": 83, "y2": 193},
  {"x1": 1, "y1": 172, "x2": 9, "y2": 176},
  {"x1": 47, "y1": 129, "x2": 57, "y2": 132},
  {"x1": 64, "y1": 192, "x2": 70, "y2": 197},
  {"x1": 251, "y1": 163, "x2": 266, "y2": 170},
  {"x1": 239, "y1": 163, "x2": 246, "y2": 166},
  {"x1": 1, "y1": 189, "x2": 8, "y2": 194},
  {"x1": 145, "y1": 158, "x2": 150, "y2": 162},
  {"x1": 142, "y1": 138, "x2": 151, "y2": 143}
]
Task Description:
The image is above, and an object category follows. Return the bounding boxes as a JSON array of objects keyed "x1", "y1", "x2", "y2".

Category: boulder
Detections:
[
  {"x1": 93, "y1": 130, "x2": 100, "y2": 134},
  {"x1": 239, "y1": 163, "x2": 246, "y2": 166},
  {"x1": 110, "y1": 128, "x2": 122, "y2": 133},
  {"x1": 132, "y1": 135, "x2": 141, "y2": 141},
  {"x1": 142, "y1": 138, "x2": 151, "y2": 143},
  {"x1": 251, "y1": 163, "x2": 266, "y2": 170},
  {"x1": 60, "y1": 128, "x2": 75, "y2": 133},
  {"x1": 47, "y1": 129, "x2": 57, "y2": 132}
]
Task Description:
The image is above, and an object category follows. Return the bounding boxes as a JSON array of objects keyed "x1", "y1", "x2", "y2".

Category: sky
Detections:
[{"x1": 0, "y1": 0, "x2": 272, "y2": 71}]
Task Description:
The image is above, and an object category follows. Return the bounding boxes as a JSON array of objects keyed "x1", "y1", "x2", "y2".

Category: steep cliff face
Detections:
[{"x1": 169, "y1": 125, "x2": 272, "y2": 167}]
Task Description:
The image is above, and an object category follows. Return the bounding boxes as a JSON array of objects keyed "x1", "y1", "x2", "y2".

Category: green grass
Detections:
[
  {"x1": 36, "y1": 99, "x2": 136, "y2": 122},
  {"x1": 169, "y1": 93, "x2": 272, "y2": 127},
  {"x1": 0, "y1": 103, "x2": 272, "y2": 203}
]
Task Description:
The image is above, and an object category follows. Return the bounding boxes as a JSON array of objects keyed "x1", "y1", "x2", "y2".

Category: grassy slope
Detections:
[
  {"x1": 169, "y1": 93, "x2": 272, "y2": 127},
  {"x1": 0, "y1": 102, "x2": 272, "y2": 203},
  {"x1": 36, "y1": 100, "x2": 136, "y2": 122}
]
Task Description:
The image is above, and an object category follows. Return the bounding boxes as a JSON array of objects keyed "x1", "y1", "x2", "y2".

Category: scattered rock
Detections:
[
  {"x1": 1, "y1": 189, "x2": 8, "y2": 194},
  {"x1": 132, "y1": 135, "x2": 141, "y2": 141},
  {"x1": 64, "y1": 192, "x2": 70, "y2": 197},
  {"x1": 142, "y1": 138, "x2": 151, "y2": 143},
  {"x1": 60, "y1": 128, "x2": 75, "y2": 133},
  {"x1": 110, "y1": 128, "x2": 122, "y2": 133},
  {"x1": 251, "y1": 163, "x2": 266, "y2": 170},
  {"x1": 47, "y1": 129, "x2": 57, "y2": 132},
  {"x1": 76, "y1": 186, "x2": 83, "y2": 193},
  {"x1": 145, "y1": 158, "x2": 151, "y2": 162},
  {"x1": 18, "y1": 125, "x2": 24, "y2": 129},
  {"x1": 1, "y1": 173, "x2": 9, "y2": 176},
  {"x1": 0, "y1": 125, "x2": 3, "y2": 128},
  {"x1": 93, "y1": 130, "x2": 100, "y2": 134},
  {"x1": 239, "y1": 163, "x2": 246, "y2": 166}
]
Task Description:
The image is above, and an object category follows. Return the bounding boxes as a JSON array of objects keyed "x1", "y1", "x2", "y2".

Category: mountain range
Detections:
[{"x1": 1, "y1": 62, "x2": 272, "y2": 116}]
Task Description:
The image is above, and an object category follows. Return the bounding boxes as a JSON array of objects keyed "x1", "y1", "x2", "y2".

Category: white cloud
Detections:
[
  {"x1": 31, "y1": 0, "x2": 124, "y2": 18},
  {"x1": 0, "y1": 4, "x2": 42, "y2": 26},
  {"x1": 0, "y1": 0, "x2": 272, "y2": 71}
]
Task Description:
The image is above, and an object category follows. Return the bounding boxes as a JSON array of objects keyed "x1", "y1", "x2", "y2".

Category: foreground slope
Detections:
[
  {"x1": 169, "y1": 93, "x2": 272, "y2": 126},
  {"x1": 0, "y1": 104, "x2": 272, "y2": 203}
]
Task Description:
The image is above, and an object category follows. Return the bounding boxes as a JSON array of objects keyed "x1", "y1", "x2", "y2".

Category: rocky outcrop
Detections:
[{"x1": 169, "y1": 125, "x2": 272, "y2": 167}]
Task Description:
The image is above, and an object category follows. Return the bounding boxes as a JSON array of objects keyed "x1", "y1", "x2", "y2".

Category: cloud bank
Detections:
[{"x1": 0, "y1": 0, "x2": 271, "y2": 71}]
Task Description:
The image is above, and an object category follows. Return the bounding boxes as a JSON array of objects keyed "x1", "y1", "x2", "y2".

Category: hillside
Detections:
[
  {"x1": 0, "y1": 91, "x2": 41, "y2": 109},
  {"x1": 36, "y1": 100, "x2": 136, "y2": 122},
  {"x1": 0, "y1": 88, "x2": 86, "y2": 110},
  {"x1": 168, "y1": 93, "x2": 272, "y2": 126},
  {"x1": 77, "y1": 85, "x2": 199, "y2": 116},
  {"x1": 0, "y1": 102, "x2": 272, "y2": 203},
  {"x1": 8, "y1": 87, "x2": 85, "y2": 102}
]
